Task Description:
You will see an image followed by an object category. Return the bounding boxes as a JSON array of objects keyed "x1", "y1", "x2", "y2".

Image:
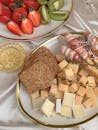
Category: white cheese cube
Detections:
[
  {"x1": 56, "y1": 99, "x2": 61, "y2": 113},
  {"x1": 62, "y1": 92, "x2": 74, "y2": 107},
  {"x1": 32, "y1": 97, "x2": 44, "y2": 108},
  {"x1": 73, "y1": 105, "x2": 85, "y2": 118},
  {"x1": 31, "y1": 91, "x2": 39, "y2": 99},
  {"x1": 61, "y1": 106, "x2": 72, "y2": 118},
  {"x1": 41, "y1": 99, "x2": 55, "y2": 117}
]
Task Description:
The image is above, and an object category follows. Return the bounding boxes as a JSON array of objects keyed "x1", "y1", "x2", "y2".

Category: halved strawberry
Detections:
[
  {"x1": 21, "y1": 18, "x2": 33, "y2": 34},
  {"x1": 24, "y1": 0, "x2": 40, "y2": 11},
  {"x1": 28, "y1": 10, "x2": 41, "y2": 27},
  {"x1": 7, "y1": 21, "x2": 23, "y2": 36},
  {"x1": 12, "y1": 7, "x2": 27, "y2": 24},
  {"x1": 0, "y1": 2, "x2": 3, "y2": 15},
  {"x1": 0, "y1": 7, "x2": 11, "y2": 24}
]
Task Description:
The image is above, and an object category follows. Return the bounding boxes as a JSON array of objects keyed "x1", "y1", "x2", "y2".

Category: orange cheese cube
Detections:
[
  {"x1": 83, "y1": 98, "x2": 97, "y2": 108},
  {"x1": 55, "y1": 91, "x2": 64, "y2": 99},
  {"x1": 58, "y1": 59, "x2": 68, "y2": 70},
  {"x1": 93, "y1": 87, "x2": 98, "y2": 97},
  {"x1": 75, "y1": 95, "x2": 83, "y2": 105},
  {"x1": 79, "y1": 76, "x2": 88, "y2": 86},
  {"x1": 58, "y1": 81, "x2": 69, "y2": 92},
  {"x1": 85, "y1": 88, "x2": 96, "y2": 98},
  {"x1": 77, "y1": 87, "x2": 86, "y2": 97},
  {"x1": 69, "y1": 83, "x2": 79, "y2": 93},
  {"x1": 49, "y1": 84, "x2": 58, "y2": 96},
  {"x1": 40, "y1": 90, "x2": 49, "y2": 98}
]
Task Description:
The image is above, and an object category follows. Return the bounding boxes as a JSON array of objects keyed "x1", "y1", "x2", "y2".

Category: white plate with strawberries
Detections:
[
  {"x1": 0, "y1": 0, "x2": 72, "y2": 40},
  {"x1": 16, "y1": 32, "x2": 98, "y2": 127}
]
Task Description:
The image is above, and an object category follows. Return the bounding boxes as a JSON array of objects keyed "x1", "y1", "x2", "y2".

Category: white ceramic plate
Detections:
[
  {"x1": 16, "y1": 35, "x2": 98, "y2": 128},
  {"x1": 0, "y1": 0, "x2": 73, "y2": 41}
]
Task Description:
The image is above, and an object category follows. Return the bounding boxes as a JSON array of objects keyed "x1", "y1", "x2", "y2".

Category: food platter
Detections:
[
  {"x1": 0, "y1": 0, "x2": 73, "y2": 41},
  {"x1": 16, "y1": 35, "x2": 98, "y2": 128}
]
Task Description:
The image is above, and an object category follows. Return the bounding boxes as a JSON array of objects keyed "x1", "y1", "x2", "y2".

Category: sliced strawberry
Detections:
[
  {"x1": 12, "y1": 7, "x2": 27, "y2": 24},
  {"x1": 0, "y1": 7, "x2": 11, "y2": 24},
  {"x1": 28, "y1": 10, "x2": 41, "y2": 27},
  {"x1": 0, "y1": 2, "x2": 3, "y2": 15},
  {"x1": 7, "y1": 21, "x2": 23, "y2": 36},
  {"x1": 24, "y1": 0, "x2": 40, "y2": 11},
  {"x1": 21, "y1": 18, "x2": 33, "y2": 34}
]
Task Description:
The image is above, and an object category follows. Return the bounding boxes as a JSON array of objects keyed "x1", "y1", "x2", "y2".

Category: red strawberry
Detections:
[
  {"x1": 0, "y1": 7, "x2": 11, "y2": 24},
  {"x1": 24, "y1": 0, "x2": 40, "y2": 11},
  {"x1": 21, "y1": 18, "x2": 33, "y2": 34},
  {"x1": 28, "y1": 10, "x2": 41, "y2": 27},
  {"x1": 0, "y1": 2, "x2": 3, "y2": 15},
  {"x1": 1, "y1": 0, "x2": 15, "y2": 6},
  {"x1": 12, "y1": 7, "x2": 27, "y2": 24},
  {"x1": 7, "y1": 21, "x2": 23, "y2": 36}
]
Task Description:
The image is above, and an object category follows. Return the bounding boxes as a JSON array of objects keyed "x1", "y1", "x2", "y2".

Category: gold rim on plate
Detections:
[
  {"x1": 0, "y1": 0, "x2": 73, "y2": 41},
  {"x1": 16, "y1": 35, "x2": 98, "y2": 128}
]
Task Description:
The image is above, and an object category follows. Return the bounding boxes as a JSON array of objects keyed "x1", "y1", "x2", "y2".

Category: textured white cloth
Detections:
[{"x1": 0, "y1": 0, "x2": 98, "y2": 130}]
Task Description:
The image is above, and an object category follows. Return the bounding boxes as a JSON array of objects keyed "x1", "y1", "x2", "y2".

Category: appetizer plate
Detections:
[
  {"x1": 16, "y1": 35, "x2": 98, "y2": 128},
  {"x1": 0, "y1": 0, "x2": 73, "y2": 41}
]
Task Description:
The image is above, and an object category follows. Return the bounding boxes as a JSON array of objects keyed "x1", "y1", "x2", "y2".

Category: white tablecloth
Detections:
[{"x1": 0, "y1": 0, "x2": 98, "y2": 130}]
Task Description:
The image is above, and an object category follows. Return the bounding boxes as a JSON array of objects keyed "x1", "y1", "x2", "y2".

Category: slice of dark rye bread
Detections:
[
  {"x1": 22, "y1": 47, "x2": 59, "y2": 75},
  {"x1": 19, "y1": 47, "x2": 59, "y2": 93}
]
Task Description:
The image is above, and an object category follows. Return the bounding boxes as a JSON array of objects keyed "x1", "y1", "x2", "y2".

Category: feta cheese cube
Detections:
[
  {"x1": 73, "y1": 105, "x2": 85, "y2": 118},
  {"x1": 62, "y1": 92, "x2": 74, "y2": 107},
  {"x1": 61, "y1": 106, "x2": 72, "y2": 118},
  {"x1": 58, "y1": 59, "x2": 68, "y2": 70},
  {"x1": 77, "y1": 87, "x2": 86, "y2": 97},
  {"x1": 56, "y1": 99, "x2": 61, "y2": 113},
  {"x1": 41, "y1": 99, "x2": 55, "y2": 117}
]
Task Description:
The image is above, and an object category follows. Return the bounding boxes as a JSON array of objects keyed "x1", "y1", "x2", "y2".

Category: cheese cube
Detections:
[
  {"x1": 40, "y1": 90, "x2": 49, "y2": 98},
  {"x1": 62, "y1": 92, "x2": 74, "y2": 107},
  {"x1": 49, "y1": 84, "x2": 58, "y2": 96},
  {"x1": 58, "y1": 81, "x2": 69, "y2": 92},
  {"x1": 77, "y1": 87, "x2": 86, "y2": 97},
  {"x1": 57, "y1": 71, "x2": 66, "y2": 80},
  {"x1": 79, "y1": 69, "x2": 88, "y2": 77},
  {"x1": 87, "y1": 76, "x2": 96, "y2": 87},
  {"x1": 75, "y1": 95, "x2": 83, "y2": 105},
  {"x1": 79, "y1": 76, "x2": 88, "y2": 86},
  {"x1": 85, "y1": 88, "x2": 96, "y2": 98},
  {"x1": 83, "y1": 98, "x2": 97, "y2": 108},
  {"x1": 64, "y1": 68, "x2": 75, "y2": 81},
  {"x1": 56, "y1": 99, "x2": 61, "y2": 113},
  {"x1": 55, "y1": 91, "x2": 64, "y2": 99},
  {"x1": 52, "y1": 78, "x2": 57, "y2": 85},
  {"x1": 41, "y1": 99, "x2": 55, "y2": 117},
  {"x1": 69, "y1": 83, "x2": 79, "y2": 93},
  {"x1": 61, "y1": 106, "x2": 72, "y2": 118},
  {"x1": 67, "y1": 63, "x2": 79, "y2": 74},
  {"x1": 31, "y1": 91, "x2": 39, "y2": 100},
  {"x1": 94, "y1": 87, "x2": 98, "y2": 96},
  {"x1": 73, "y1": 105, "x2": 85, "y2": 118},
  {"x1": 56, "y1": 54, "x2": 64, "y2": 63},
  {"x1": 32, "y1": 97, "x2": 44, "y2": 108},
  {"x1": 58, "y1": 59, "x2": 68, "y2": 70}
]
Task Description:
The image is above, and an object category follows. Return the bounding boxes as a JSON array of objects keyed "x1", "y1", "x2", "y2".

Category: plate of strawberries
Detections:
[{"x1": 0, "y1": 0, "x2": 73, "y2": 40}]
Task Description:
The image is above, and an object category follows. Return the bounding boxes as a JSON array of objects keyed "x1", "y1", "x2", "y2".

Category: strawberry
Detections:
[
  {"x1": 1, "y1": 0, "x2": 15, "y2": 6},
  {"x1": 0, "y1": 7, "x2": 11, "y2": 24},
  {"x1": 21, "y1": 18, "x2": 33, "y2": 34},
  {"x1": 24, "y1": 0, "x2": 40, "y2": 11},
  {"x1": 28, "y1": 10, "x2": 41, "y2": 27},
  {"x1": 12, "y1": 7, "x2": 27, "y2": 24},
  {"x1": 7, "y1": 21, "x2": 23, "y2": 36},
  {"x1": 0, "y1": 2, "x2": 3, "y2": 15}
]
